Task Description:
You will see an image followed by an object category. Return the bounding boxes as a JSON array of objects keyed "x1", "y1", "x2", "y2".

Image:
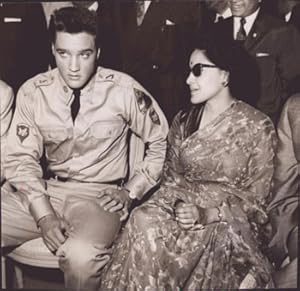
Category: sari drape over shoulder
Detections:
[{"x1": 101, "y1": 101, "x2": 277, "y2": 290}]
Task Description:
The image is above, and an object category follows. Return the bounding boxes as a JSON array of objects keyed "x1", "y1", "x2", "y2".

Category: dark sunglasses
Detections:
[{"x1": 191, "y1": 63, "x2": 218, "y2": 77}]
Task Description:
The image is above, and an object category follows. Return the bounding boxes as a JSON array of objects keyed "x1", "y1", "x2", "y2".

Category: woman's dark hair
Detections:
[
  {"x1": 182, "y1": 33, "x2": 260, "y2": 137},
  {"x1": 192, "y1": 33, "x2": 260, "y2": 105},
  {"x1": 49, "y1": 6, "x2": 99, "y2": 48}
]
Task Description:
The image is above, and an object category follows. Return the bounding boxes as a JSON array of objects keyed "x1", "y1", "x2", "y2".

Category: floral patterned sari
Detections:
[{"x1": 101, "y1": 101, "x2": 277, "y2": 290}]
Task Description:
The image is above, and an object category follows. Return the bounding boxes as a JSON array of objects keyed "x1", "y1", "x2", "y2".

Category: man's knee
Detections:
[{"x1": 57, "y1": 239, "x2": 112, "y2": 275}]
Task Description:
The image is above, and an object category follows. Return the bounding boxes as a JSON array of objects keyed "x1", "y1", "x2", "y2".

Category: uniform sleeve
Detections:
[
  {"x1": 4, "y1": 85, "x2": 55, "y2": 222},
  {"x1": 123, "y1": 86, "x2": 169, "y2": 199},
  {"x1": 267, "y1": 98, "x2": 299, "y2": 263},
  {"x1": 268, "y1": 99, "x2": 299, "y2": 216},
  {"x1": 269, "y1": 102, "x2": 299, "y2": 213},
  {"x1": 0, "y1": 83, "x2": 14, "y2": 182}
]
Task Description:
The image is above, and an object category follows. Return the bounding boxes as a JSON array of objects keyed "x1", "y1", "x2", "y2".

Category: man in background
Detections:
[
  {"x1": 0, "y1": 2, "x2": 50, "y2": 93},
  {"x1": 97, "y1": 0, "x2": 203, "y2": 123},
  {"x1": 215, "y1": 0, "x2": 300, "y2": 123}
]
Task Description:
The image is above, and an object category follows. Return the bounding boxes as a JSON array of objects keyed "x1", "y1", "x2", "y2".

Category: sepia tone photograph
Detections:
[{"x1": 0, "y1": 0, "x2": 299, "y2": 290}]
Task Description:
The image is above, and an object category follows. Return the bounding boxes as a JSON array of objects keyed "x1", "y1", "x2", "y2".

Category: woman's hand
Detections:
[
  {"x1": 175, "y1": 202, "x2": 206, "y2": 230},
  {"x1": 175, "y1": 202, "x2": 223, "y2": 230}
]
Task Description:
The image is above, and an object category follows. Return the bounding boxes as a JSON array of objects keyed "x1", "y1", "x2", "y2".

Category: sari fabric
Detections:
[{"x1": 101, "y1": 101, "x2": 277, "y2": 290}]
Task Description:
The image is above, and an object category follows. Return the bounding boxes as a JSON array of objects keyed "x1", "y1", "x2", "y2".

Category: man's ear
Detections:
[{"x1": 51, "y1": 44, "x2": 55, "y2": 56}]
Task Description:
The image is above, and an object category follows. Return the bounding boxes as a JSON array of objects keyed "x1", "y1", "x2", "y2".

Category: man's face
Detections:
[
  {"x1": 204, "y1": 0, "x2": 228, "y2": 14},
  {"x1": 52, "y1": 31, "x2": 99, "y2": 90},
  {"x1": 229, "y1": 0, "x2": 260, "y2": 17}
]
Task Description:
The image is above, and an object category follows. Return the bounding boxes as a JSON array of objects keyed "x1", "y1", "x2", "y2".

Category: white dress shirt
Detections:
[{"x1": 233, "y1": 8, "x2": 260, "y2": 40}]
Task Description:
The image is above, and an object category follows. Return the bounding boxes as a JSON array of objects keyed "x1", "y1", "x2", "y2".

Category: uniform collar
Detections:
[{"x1": 57, "y1": 69, "x2": 97, "y2": 105}]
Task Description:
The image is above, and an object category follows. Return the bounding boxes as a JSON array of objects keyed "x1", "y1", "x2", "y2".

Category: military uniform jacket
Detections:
[{"x1": 4, "y1": 67, "x2": 169, "y2": 222}]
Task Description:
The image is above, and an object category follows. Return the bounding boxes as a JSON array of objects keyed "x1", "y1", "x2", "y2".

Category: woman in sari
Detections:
[{"x1": 101, "y1": 36, "x2": 277, "y2": 290}]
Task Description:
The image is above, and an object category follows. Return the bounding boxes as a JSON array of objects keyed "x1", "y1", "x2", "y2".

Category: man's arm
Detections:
[
  {"x1": 267, "y1": 97, "x2": 299, "y2": 266},
  {"x1": 4, "y1": 82, "x2": 68, "y2": 251},
  {"x1": 124, "y1": 85, "x2": 169, "y2": 200},
  {"x1": 0, "y1": 81, "x2": 14, "y2": 182},
  {"x1": 4, "y1": 83, "x2": 55, "y2": 223},
  {"x1": 268, "y1": 97, "x2": 299, "y2": 220},
  {"x1": 97, "y1": 84, "x2": 169, "y2": 220}
]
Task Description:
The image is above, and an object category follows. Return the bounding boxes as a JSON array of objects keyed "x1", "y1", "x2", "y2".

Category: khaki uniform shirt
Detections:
[
  {"x1": 5, "y1": 67, "x2": 169, "y2": 222},
  {"x1": 0, "y1": 80, "x2": 14, "y2": 182}
]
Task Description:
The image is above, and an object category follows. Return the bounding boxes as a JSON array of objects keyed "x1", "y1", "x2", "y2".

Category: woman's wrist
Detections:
[{"x1": 197, "y1": 206, "x2": 225, "y2": 225}]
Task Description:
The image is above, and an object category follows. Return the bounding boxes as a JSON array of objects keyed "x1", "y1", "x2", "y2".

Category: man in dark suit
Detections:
[
  {"x1": 277, "y1": 0, "x2": 300, "y2": 32},
  {"x1": 203, "y1": 0, "x2": 231, "y2": 25},
  {"x1": 0, "y1": 2, "x2": 51, "y2": 93},
  {"x1": 97, "y1": 0, "x2": 203, "y2": 123},
  {"x1": 214, "y1": 0, "x2": 300, "y2": 123}
]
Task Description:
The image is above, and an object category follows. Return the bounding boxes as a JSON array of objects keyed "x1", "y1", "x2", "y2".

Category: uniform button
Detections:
[{"x1": 152, "y1": 64, "x2": 159, "y2": 70}]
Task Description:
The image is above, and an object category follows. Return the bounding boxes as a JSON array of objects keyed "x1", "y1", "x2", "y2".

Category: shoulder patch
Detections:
[
  {"x1": 16, "y1": 123, "x2": 30, "y2": 143},
  {"x1": 134, "y1": 88, "x2": 152, "y2": 114}
]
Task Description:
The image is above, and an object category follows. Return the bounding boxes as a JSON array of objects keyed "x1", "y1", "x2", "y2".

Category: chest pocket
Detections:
[
  {"x1": 90, "y1": 120, "x2": 125, "y2": 139},
  {"x1": 40, "y1": 128, "x2": 72, "y2": 163}
]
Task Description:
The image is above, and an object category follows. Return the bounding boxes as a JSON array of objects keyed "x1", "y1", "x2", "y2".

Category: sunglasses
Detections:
[{"x1": 191, "y1": 63, "x2": 218, "y2": 77}]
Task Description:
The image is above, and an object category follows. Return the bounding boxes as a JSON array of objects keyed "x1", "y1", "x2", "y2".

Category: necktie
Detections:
[
  {"x1": 136, "y1": 1, "x2": 145, "y2": 26},
  {"x1": 71, "y1": 89, "x2": 81, "y2": 122},
  {"x1": 236, "y1": 17, "x2": 246, "y2": 41}
]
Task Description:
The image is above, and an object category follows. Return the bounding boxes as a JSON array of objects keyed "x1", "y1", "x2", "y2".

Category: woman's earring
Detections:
[{"x1": 222, "y1": 80, "x2": 229, "y2": 87}]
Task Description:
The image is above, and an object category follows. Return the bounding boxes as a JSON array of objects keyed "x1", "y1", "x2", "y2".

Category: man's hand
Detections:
[
  {"x1": 38, "y1": 214, "x2": 69, "y2": 252},
  {"x1": 97, "y1": 187, "x2": 133, "y2": 221}
]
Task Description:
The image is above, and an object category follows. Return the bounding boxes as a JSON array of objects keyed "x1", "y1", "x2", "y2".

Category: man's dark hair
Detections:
[{"x1": 49, "y1": 6, "x2": 99, "y2": 47}]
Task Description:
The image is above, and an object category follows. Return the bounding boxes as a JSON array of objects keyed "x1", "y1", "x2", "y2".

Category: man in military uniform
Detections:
[
  {"x1": 0, "y1": 80, "x2": 14, "y2": 184},
  {"x1": 2, "y1": 7, "x2": 168, "y2": 291}
]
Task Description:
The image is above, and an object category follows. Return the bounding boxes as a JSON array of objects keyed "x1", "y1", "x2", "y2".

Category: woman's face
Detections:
[{"x1": 186, "y1": 49, "x2": 227, "y2": 105}]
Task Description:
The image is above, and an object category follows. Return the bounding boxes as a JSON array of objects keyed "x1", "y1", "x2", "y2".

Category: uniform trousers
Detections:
[{"x1": 1, "y1": 179, "x2": 122, "y2": 291}]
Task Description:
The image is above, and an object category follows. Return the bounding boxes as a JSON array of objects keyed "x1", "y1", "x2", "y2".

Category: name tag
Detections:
[{"x1": 4, "y1": 17, "x2": 22, "y2": 23}]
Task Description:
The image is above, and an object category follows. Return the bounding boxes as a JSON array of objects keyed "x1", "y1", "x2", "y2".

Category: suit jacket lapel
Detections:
[
  {"x1": 139, "y1": 1, "x2": 164, "y2": 29},
  {"x1": 217, "y1": 17, "x2": 234, "y2": 40},
  {"x1": 244, "y1": 10, "x2": 269, "y2": 51}
]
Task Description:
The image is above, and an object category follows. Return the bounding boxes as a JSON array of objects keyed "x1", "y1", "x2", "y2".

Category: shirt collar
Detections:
[
  {"x1": 234, "y1": 7, "x2": 260, "y2": 37},
  {"x1": 58, "y1": 69, "x2": 97, "y2": 105},
  {"x1": 88, "y1": 1, "x2": 99, "y2": 11},
  {"x1": 215, "y1": 7, "x2": 232, "y2": 23},
  {"x1": 285, "y1": 11, "x2": 292, "y2": 22},
  {"x1": 222, "y1": 7, "x2": 232, "y2": 19}
]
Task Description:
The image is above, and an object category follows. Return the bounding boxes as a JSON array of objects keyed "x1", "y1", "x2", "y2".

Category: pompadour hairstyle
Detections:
[{"x1": 49, "y1": 6, "x2": 99, "y2": 47}]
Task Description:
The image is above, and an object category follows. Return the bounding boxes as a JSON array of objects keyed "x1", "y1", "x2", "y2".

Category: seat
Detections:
[{"x1": 2, "y1": 132, "x2": 145, "y2": 289}]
